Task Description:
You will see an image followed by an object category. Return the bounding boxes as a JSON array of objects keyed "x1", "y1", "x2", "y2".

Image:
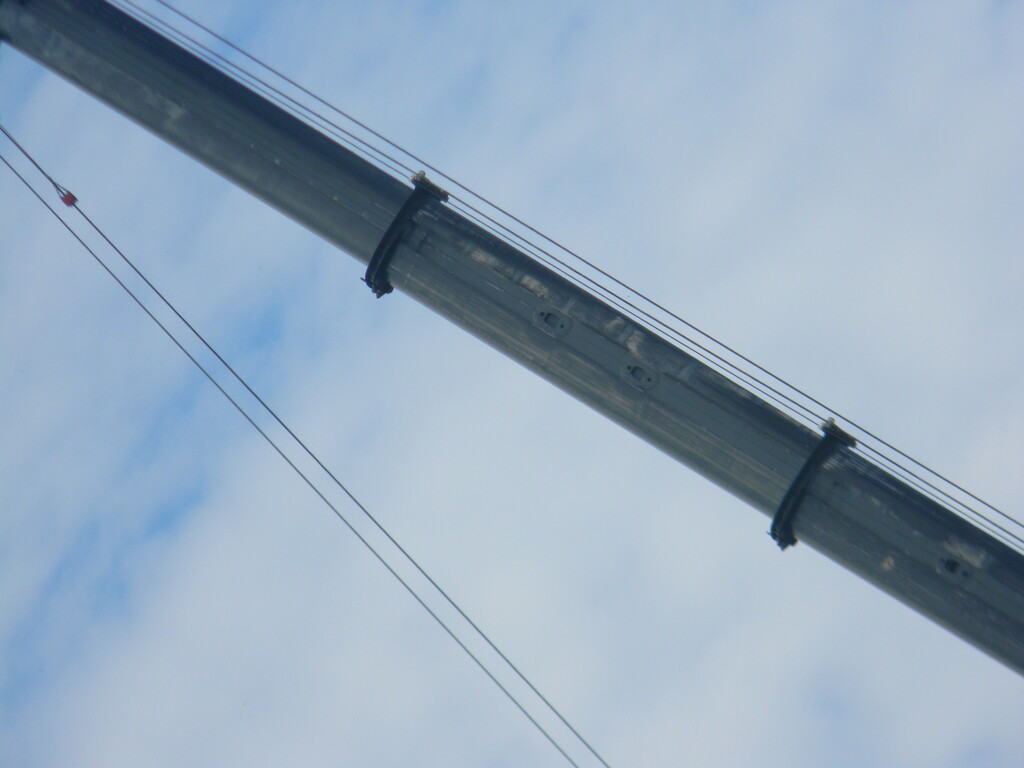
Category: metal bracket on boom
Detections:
[
  {"x1": 770, "y1": 419, "x2": 856, "y2": 550},
  {"x1": 364, "y1": 171, "x2": 448, "y2": 298}
]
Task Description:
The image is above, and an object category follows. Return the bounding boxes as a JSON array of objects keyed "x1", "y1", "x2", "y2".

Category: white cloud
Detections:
[{"x1": 1, "y1": 1, "x2": 1022, "y2": 766}]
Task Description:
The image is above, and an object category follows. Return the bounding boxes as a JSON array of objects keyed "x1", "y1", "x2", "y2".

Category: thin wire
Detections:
[
  {"x1": 117, "y1": 0, "x2": 813, "y2": 427},
  {"x1": 0, "y1": 122, "x2": 71, "y2": 196},
  {"x1": 0, "y1": 149, "x2": 593, "y2": 768},
  {"x1": 447, "y1": 198, "x2": 822, "y2": 429},
  {"x1": 112, "y1": 3, "x2": 411, "y2": 182},
  {"x1": 447, "y1": 201, "x2": 1024, "y2": 535},
  {"x1": 100, "y1": 0, "x2": 1024, "y2": 549},
  {"x1": 123, "y1": 0, "x2": 898, "y2": 467},
  {"x1": 114, "y1": 0, "x2": 416, "y2": 180},
  {"x1": 865, "y1": 447, "x2": 1022, "y2": 550},
  {"x1": 7, "y1": 3, "x2": 1018, "y2": 750},
  {"x1": 90, "y1": 4, "x2": 857, "y2": 760},
  {"x1": 100, "y1": 0, "x2": 1024, "y2": 555},
  {"x1": 110, "y1": 0, "x2": 829, "y2": 436},
  {"x1": 134, "y1": 0, "x2": 1024, "y2": 537},
  {"x1": 75, "y1": 165, "x2": 615, "y2": 768},
  {"x1": 137, "y1": 0, "x2": 829, "y2": 411},
  {"x1": 447, "y1": 197, "x2": 826, "y2": 427},
  {"x1": 861, "y1": 443, "x2": 1024, "y2": 550},
  {"x1": 12, "y1": 11, "x2": 615, "y2": 752}
]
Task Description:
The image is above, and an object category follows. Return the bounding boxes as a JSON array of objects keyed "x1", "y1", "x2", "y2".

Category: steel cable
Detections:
[
  {"x1": 101, "y1": 0, "x2": 1024, "y2": 549},
  {"x1": 0, "y1": 140, "x2": 608, "y2": 768}
]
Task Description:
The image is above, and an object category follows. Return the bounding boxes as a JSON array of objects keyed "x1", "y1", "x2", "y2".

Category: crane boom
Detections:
[{"x1": 2, "y1": 0, "x2": 1022, "y2": 673}]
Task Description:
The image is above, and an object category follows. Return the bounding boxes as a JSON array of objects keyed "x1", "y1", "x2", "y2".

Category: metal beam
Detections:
[{"x1": 3, "y1": 0, "x2": 1022, "y2": 673}]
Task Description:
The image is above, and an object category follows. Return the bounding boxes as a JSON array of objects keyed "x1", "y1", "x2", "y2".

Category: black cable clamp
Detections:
[
  {"x1": 770, "y1": 418, "x2": 856, "y2": 550},
  {"x1": 363, "y1": 170, "x2": 448, "y2": 298}
]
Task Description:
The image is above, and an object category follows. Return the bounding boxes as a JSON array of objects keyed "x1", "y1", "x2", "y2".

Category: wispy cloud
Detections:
[{"x1": 1, "y1": 1, "x2": 1022, "y2": 766}]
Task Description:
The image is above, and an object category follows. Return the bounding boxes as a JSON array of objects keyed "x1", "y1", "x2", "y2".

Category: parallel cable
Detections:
[
  {"x1": 447, "y1": 197, "x2": 825, "y2": 426},
  {"x1": 114, "y1": 0, "x2": 874, "y2": 437},
  {"x1": 114, "y1": 0, "x2": 416, "y2": 180},
  {"x1": 861, "y1": 443, "x2": 1024, "y2": 549},
  {"x1": 6, "y1": 2, "x2": 1021, "y2": 753},
  {"x1": 0, "y1": 143, "x2": 605, "y2": 768},
  {"x1": 4, "y1": 10, "x2": 1021, "y2": 747},
  {"x1": 120, "y1": 0, "x2": 1023, "y2": 541},
  {"x1": 88, "y1": 0, "x2": 1024, "y2": 558},
  {"x1": 138, "y1": 0, "x2": 830, "y2": 417},
  {"x1": 79, "y1": 161, "x2": 616, "y2": 768},
  {"x1": 866, "y1": 448, "x2": 1020, "y2": 546},
  {"x1": 122, "y1": 0, "x2": 831, "y2": 442},
  {"x1": 8, "y1": 10, "x2": 617, "y2": 745},
  {"x1": 447, "y1": 198, "x2": 822, "y2": 428},
  {"x1": 111, "y1": 0, "x2": 828, "y2": 430},
  {"x1": 0, "y1": 122, "x2": 75, "y2": 199}
]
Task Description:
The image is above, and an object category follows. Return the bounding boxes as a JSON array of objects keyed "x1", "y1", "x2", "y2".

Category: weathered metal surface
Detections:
[{"x1": 3, "y1": 0, "x2": 1022, "y2": 673}]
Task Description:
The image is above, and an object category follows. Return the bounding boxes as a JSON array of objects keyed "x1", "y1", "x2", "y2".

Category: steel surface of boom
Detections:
[{"x1": 2, "y1": 0, "x2": 1022, "y2": 673}]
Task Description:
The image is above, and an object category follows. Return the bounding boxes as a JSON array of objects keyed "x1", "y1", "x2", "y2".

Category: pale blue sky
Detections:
[{"x1": 1, "y1": 1, "x2": 1022, "y2": 766}]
